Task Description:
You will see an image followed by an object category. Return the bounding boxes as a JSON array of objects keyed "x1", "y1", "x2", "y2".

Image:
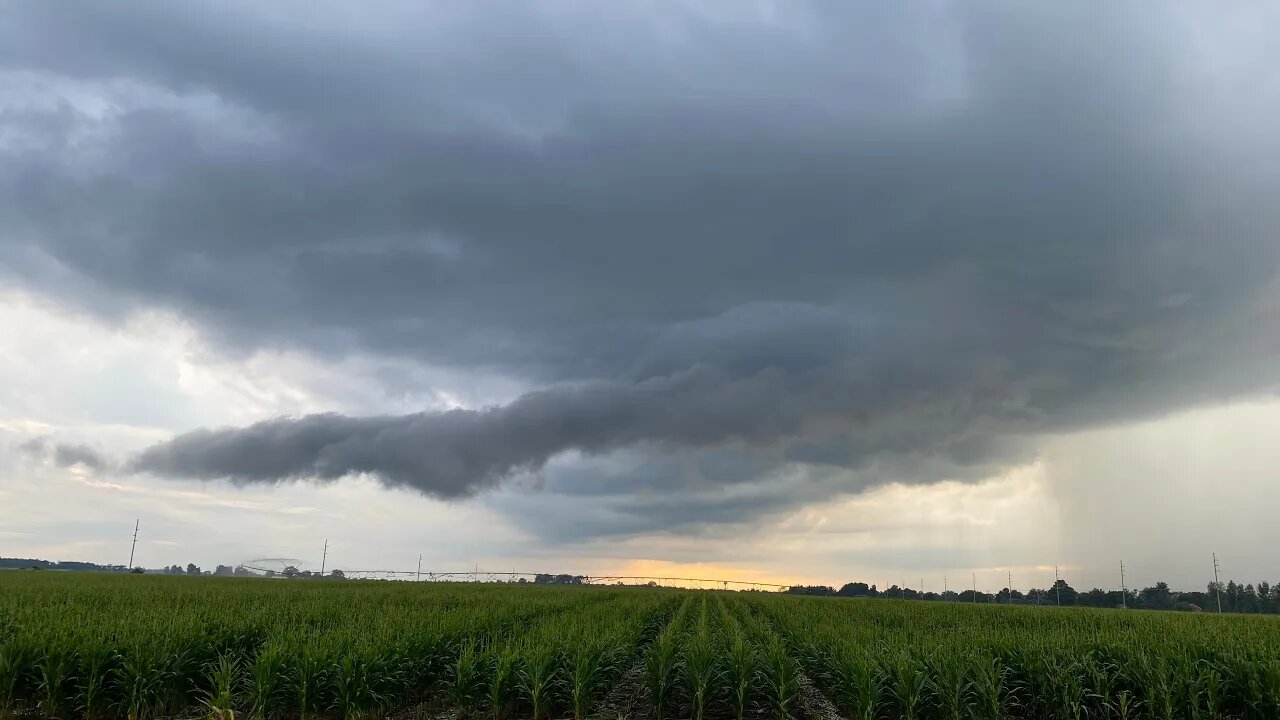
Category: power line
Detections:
[{"x1": 320, "y1": 539, "x2": 328, "y2": 577}]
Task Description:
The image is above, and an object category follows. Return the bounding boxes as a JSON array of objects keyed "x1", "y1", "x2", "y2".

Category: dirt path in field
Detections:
[
  {"x1": 795, "y1": 673, "x2": 842, "y2": 720},
  {"x1": 383, "y1": 701, "x2": 459, "y2": 720},
  {"x1": 589, "y1": 653, "x2": 654, "y2": 720}
]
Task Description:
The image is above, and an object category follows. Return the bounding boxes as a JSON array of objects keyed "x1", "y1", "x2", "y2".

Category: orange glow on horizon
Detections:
[{"x1": 589, "y1": 559, "x2": 810, "y2": 590}]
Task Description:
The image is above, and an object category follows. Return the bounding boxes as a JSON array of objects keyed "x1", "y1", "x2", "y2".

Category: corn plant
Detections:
[
  {"x1": 1137, "y1": 654, "x2": 1178, "y2": 720},
  {"x1": 288, "y1": 643, "x2": 327, "y2": 720},
  {"x1": 76, "y1": 644, "x2": 115, "y2": 720},
  {"x1": 518, "y1": 643, "x2": 559, "y2": 720},
  {"x1": 247, "y1": 643, "x2": 287, "y2": 720},
  {"x1": 199, "y1": 653, "x2": 240, "y2": 720},
  {"x1": 1082, "y1": 651, "x2": 1119, "y2": 717},
  {"x1": 929, "y1": 652, "x2": 974, "y2": 720},
  {"x1": 1047, "y1": 657, "x2": 1085, "y2": 720},
  {"x1": 970, "y1": 655, "x2": 1014, "y2": 720},
  {"x1": 487, "y1": 643, "x2": 519, "y2": 720},
  {"x1": 330, "y1": 651, "x2": 381, "y2": 719},
  {"x1": 163, "y1": 639, "x2": 202, "y2": 716},
  {"x1": 829, "y1": 649, "x2": 880, "y2": 720},
  {"x1": 760, "y1": 637, "x2": 798, "y2": 720},
  {"x1": 1241, "y1": 656, "x2": 1280, "y2": 720},
  {"x1": 1115, "y1": 689, "x2": 1141, "y2": 720},
  {"x1": 113, "y1": 646, "x2": 169, "y2": 720},
  {"x1": 449, "y1": 641, "x2": 488, "y2": 714},
  {"x1": 681, "y1": 631, "x2": 719, "y2": 720},
  {"x1": 569, "y1": 640, "x2": 611, "y2": 720},
  {"x1": 35, "y1": 647, "x2": 73, "y2": 720},
  {"x1": 725, "y1": 633, "x2": 756, "y2": 720},
  {"x1": 1194, "y1": 659, "x2": 1227, "y2": 720},
  {"x1": 645, "y1": 626, "x2": 681, "y2": 720},
  {"x1": 0, "y1": 638, "x2": 35, "y2": 719},
  {"x1": 886, "y1": 653, "x2": 930, "y2": 720}
]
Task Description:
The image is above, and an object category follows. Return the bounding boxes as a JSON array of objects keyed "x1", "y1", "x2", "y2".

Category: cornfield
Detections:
[{"x1": 2, "y1": 573, "x2": 1279, "y2": 720}]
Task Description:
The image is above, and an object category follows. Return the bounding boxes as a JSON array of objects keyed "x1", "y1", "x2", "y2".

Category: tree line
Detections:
[
  {"x1": 161, "y1": 564, "x2": 348, "y2": 579},
  {"x1": 787, "y1": 578, "x2": 1280, "y2": 613}
]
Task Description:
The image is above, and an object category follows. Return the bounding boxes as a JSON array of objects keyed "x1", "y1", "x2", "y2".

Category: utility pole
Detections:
[
  {"x1": 1213, "y1": 553, "x2": 1223, "y2": 613},
  {"x1": 944, "y1": 576, "x2": 948, "y2": 598},
  {"x1": 972, "y1": 573, "x2": 977, "y2": 604},
  {"x1": 1120, "y1": 560, "x2": 1127, "y2": 609},
  {"x1": 320, "y1": 539, "x2": 328, "y2": 576},
  {"x1": 1055, "y1": 565, "x2": 1061, "y2": 607},
  {"x1": 417, "y1": 555, "x2": 422, "y2": 583},
  {"x1": 128, "y1": 519, "x2": 139, "y2": 570},
  {"x1": 1007, "y1": 570, "x2": 1013, "y2": 604},
  {"x1": 920, "y1": 578, "x2": 923, "y2": 597}
]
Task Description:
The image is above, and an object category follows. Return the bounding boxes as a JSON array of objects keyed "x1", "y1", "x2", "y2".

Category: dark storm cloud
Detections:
[
  {"x1": 18, "y1": 438, "x2": 111, "y2": 472},
  {"x1": 4, "y1": 2, "x2": 1280, "y2": 525},
  {"x1": 130, "y1": 358, "x2": 1029, "y2": 498}
]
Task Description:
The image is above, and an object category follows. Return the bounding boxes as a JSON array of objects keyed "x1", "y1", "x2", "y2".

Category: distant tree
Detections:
[
  {"x1": 1260, "y1": 581, "x2": 1275, "y2": 613},
  {"x1": 130, "y1": 567, "x2": 144, "y2": 574},
  {"x1": 837, "y1": 582, "x2": 873, "y2": 597},
  {"x1": 1050, "y1": 579, "x2": 1078, "y2": 606},
  {"x1": 186, "y1": 563, "x2": 201, "y2": 576},
  {"x1": 1079, "y1": 588, "x2": 1107, "y2": 607},
  {"x1": 330, "y1": 569, "x2": 345, "y2": 579},
  {"x1": 995, "y1": 588, "x2": 1024, "y2": 604},
  {"x1": 1141, "y1": 582, "x2": 1174, "y2": 611},
  {"x1": 1241, "y1": 584, "x2": 1261, "y2": 613},
  {"x1": 1226, "y1": 581, "x2": 1242, "y2": 612},
  {"x1": 234, "y1": 565, "x2": 255, "y2": 577},
  {"x1": 213, "y1": 565, "x2": 234, "y2": 577},
  {"x1": 533, "y1": 573, "x2": 583, "y2": 585},
  {"x1": 283, "y1": 566, "x2": 299, "y2": 578}
]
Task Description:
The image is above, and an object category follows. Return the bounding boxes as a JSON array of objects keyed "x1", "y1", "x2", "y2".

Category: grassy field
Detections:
[{"x1": 2, "y1": 573, "x2": 1279, "y2": 719}]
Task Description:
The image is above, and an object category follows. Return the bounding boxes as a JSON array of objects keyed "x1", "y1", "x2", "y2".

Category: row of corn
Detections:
[
  {"x1": 752, "y1": 593, "x2": 1280, "y2": 720},
  {"x1": 642, "y1": 594, "x2": 808, "y2": 720},
  {"x1": 0, "y1": 573, "x2": 673, "y2": 720}
]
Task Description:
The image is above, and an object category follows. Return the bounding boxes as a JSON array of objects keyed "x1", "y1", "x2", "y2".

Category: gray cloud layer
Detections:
[
  {"x1": 4, "y1": 2, "x2": 1280, "y2": 530},
  {"x1": 19, "y1": 438, "x2": 111, "y2": 472},
  {"x1": 130, "y1": 360, "x2": 1031, "y2": 497}
]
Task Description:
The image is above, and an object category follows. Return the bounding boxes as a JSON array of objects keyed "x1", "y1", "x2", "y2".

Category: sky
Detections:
[{"x1": 2, "y1": 1, "x2": 1278, "y2": 592}]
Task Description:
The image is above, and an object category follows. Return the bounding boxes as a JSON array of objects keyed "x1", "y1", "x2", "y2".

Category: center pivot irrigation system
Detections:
[{"x1": 237, "y1": 565, "x2": 791, "y2": 591}]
